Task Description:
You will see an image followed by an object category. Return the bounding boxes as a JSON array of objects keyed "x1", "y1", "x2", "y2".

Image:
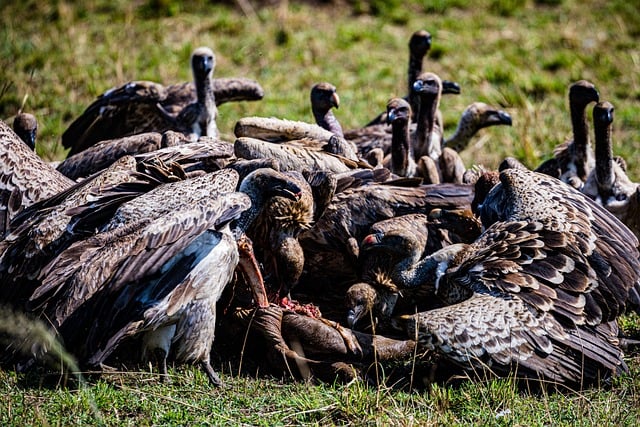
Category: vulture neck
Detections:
[
  {"x1": 407, "y1": 55, "x2": 424, "y2": 118},
  {"x1": 390, "y1": 116, "x2": 415, "y2": 177},
  {"x1": 594, "y1": 114, "x2": 614, "y2": 202},
  {"x1": 313, "y1": 106, "x2": 343, "y2": 138},
  {"x1": 234, "y1": 179, "x2": 270, "y2": 237},
  {"x1": 195, "y1": 68, "x2": 218, "y2": 138},
  {"x1": 415, "y1": 92, "x2": 441, "y2": 160},
  {"x1": 445, "y1": 113, "x2": 475, "y2": 153},
  {"x1": 569, "y1": 98, "x2": 592, "y2": 180},
  {"x1": 393, "y1": 243, "x2": 471, "y2": 304}
]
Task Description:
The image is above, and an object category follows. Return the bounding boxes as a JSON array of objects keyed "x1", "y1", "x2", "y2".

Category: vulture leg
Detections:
[{"x1": 201, "y1": 359, "x2": 223, "y2": 387}]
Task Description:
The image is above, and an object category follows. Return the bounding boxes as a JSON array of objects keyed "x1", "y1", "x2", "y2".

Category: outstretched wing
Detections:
[{"x1": 62, "y1": 81, "x2": 174, "y2": 156}]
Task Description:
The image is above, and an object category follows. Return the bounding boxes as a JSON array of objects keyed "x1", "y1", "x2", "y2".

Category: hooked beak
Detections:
[
  {"x1": 441, "y1": 80, "x2": 461, "y2": 95},
  {"x1": 346, "y1": 307, "x2": 361, "y2": 328},
  {"x1": 275, "y1": 183, "x2": 302, "y2": 201},
  {"x1": 487, "y1": 110, "x2": 513, "y2": 127},
  {"x1": 360, "y1": 232, "x2": 382, "y2": 250},
  {"x1": 331, "y1": 92, "x2": 340, "y2": 109}
]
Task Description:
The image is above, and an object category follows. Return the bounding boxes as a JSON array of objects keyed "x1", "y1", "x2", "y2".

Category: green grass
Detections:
[
  {"x1": 2, "y1": 359, "x2": 639, "y2": 425},
  {"x1": 1, "y1": 0, "x2": 640, "y2": 424},
  {"x1": 1, "y1": 0, "x2": 639, "y2": 178}
]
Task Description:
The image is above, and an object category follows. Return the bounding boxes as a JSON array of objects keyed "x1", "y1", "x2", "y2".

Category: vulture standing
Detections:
[
  {"x1": 62, "y1": 47, "x2": 263, "y2": 156},
  {"x1": 384, "y1": 98, "x2": 417, "y2": 178},
  {"x1": 535, "y1": 80, "x2": 600, "y2": 189},
  {"x1": 582, "y1": 101, "x2": 640, "y2": 240}
]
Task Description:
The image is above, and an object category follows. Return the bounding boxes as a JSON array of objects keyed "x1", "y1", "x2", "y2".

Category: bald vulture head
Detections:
[
  {"x1": 191, "y1": 47, "x2": 215, "y2": 81},
  {"x1": 310, "y1": 82, "x2": 343, "y2": 137},
  {"x1": 346, "y1": 282, "x2": 397, "y2": 329},
  {"x1": 409, "y1": 30, "x2": 432, "y2": 59},
  {"x1": 569, "y1": 80, "x2": 600, "y2": 108},
  {"x1": 386, "y1": 98, "x2": 412, "y2": 125},
  {"x1": 311, "y1": 82, "x2": 340, "y2": 113},
  {"x1": 13, "y1": 113, "x2": 37, "y2": 151}
]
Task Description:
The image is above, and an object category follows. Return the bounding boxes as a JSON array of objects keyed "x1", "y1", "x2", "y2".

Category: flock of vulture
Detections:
[{"x1": 1, "y1": 30, "x2": 639, "y2": 392}]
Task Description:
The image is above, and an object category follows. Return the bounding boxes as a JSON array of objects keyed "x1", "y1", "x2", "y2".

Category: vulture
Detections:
[
  {"x1": 412, "y1": 71, "x2": 448, "y2": 161},
  {"x1": 384, "y1": 168, "x2": 640, "y2": 388},
  {"x1": 244, "y1": 170, "x2": 315, "y2": 304},
  {"x1": 346, "y1": 213, "x2": 431, "y2": 330},
  {"x1": 298, "y1": 180, "x2": 474, "y2": 289},
  {"x1": 582, "y1": 101, "x2": 640, "y2": 240},
  {"x1": 444, "y1": 102, "x2": 513, "y2": 153},
  {"x1": 233, "y1": 116, "x2": 362, "y2": 172},
  {"x1": 535, "y1": 80, "x2": 600, "y2": 189},
  {"x1": 310, "y1": 82, "x2": 343, "y2": 137},
  {"x1": 411, "y1": 71, "x2": 467, "y2": 183},
  {"x1": 62, "y1": 47, "x2": 263, "y2": 156},
  {"x1": 0, "y1": 156, "x2": 148, "y2": 306},
  {"x1": 12, "y1": 113, "x2": 37, "y2": 151},
  {"x1": 384, "y1": 98, "x2": 417, "y2": 178},
  {"x1": 22, "y1": 168, "x2": 302, "y2": 385},
  {"x1": 345, "y1": 76, "x2": 460, "y2": 162},
  {"x1": 0, "y1": 119, "x2": 74, "y2": 234},
  {"x1": 346, "y1": 209, "x2": 481, "y2": 331}
]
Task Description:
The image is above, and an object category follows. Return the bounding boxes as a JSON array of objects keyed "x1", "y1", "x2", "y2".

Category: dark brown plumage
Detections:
[
  {"x1": 346, "y1": 209, "x2": 481, "y2": 330},
  {"x1": 310, "y1": 82, "x2": 343, "y2": 137},
  {"x1": 298, "y1": 180, "x2": 474, "y2": 288},
  {"x1": 535, "y1": 80, "x2": 599, "y2": 189},
  {"x1": 63, "y1": 47, "x2": 261, "y2": 156},
  {"x1": 56, "y1": 132, "x2": 166, "y2": 179},
  {"x1": 12, "y1": 113, "x2": 37, "y2": 151},
  {"x1": 346, "y1": 213, "x2": 430, "y2": 330},
  {"x1": 56, "y1": 131, "x2": 234, "y2": 180},
  {"x1": 0, "y1": 120, "x2": 74, "y2": 234},
  {"x1": 234, "y1": 115, "x2": 360, "y2": 164},
  {"x1": 0, "y1": 156, "x2": 144, "y2": 307},
  {"x1": 387, "y1": 168, "x2": 639, "y2": 388},
  {"x1": 583, "y1": 101, "x2": 640, "y2": 240},
  {"x1": 21, "y1": 168, "x2": 302, "y2": 385},
  {"x1": 245, "y1": 170, "x2": 315, "y2": 302}
]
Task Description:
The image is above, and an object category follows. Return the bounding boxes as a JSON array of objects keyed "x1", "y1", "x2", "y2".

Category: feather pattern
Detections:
[
  {"x1": 0, "y1": 120, "x2": 74, "y2": 233},
  {"x1": 376, "y1": 168, "x2": 640, "y2": 387}
]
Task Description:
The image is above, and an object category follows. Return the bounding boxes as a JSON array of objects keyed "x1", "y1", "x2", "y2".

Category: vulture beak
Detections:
[
  {"x1": 331, "y1": 92, "x2": 340, "y2": 109},
  {"x1": 441, "y1": 80, "x2": 461, "y2": 95}
]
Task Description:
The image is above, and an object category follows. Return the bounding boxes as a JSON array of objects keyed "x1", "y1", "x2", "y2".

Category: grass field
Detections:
[{"x1": 1, "y1": 0, "x2": 640, "y2": 425}]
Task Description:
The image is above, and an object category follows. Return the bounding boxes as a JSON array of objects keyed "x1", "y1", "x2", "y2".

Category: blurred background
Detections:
[{"x1": 1, "y1": 0, "x2": 639, "y2": 178}]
